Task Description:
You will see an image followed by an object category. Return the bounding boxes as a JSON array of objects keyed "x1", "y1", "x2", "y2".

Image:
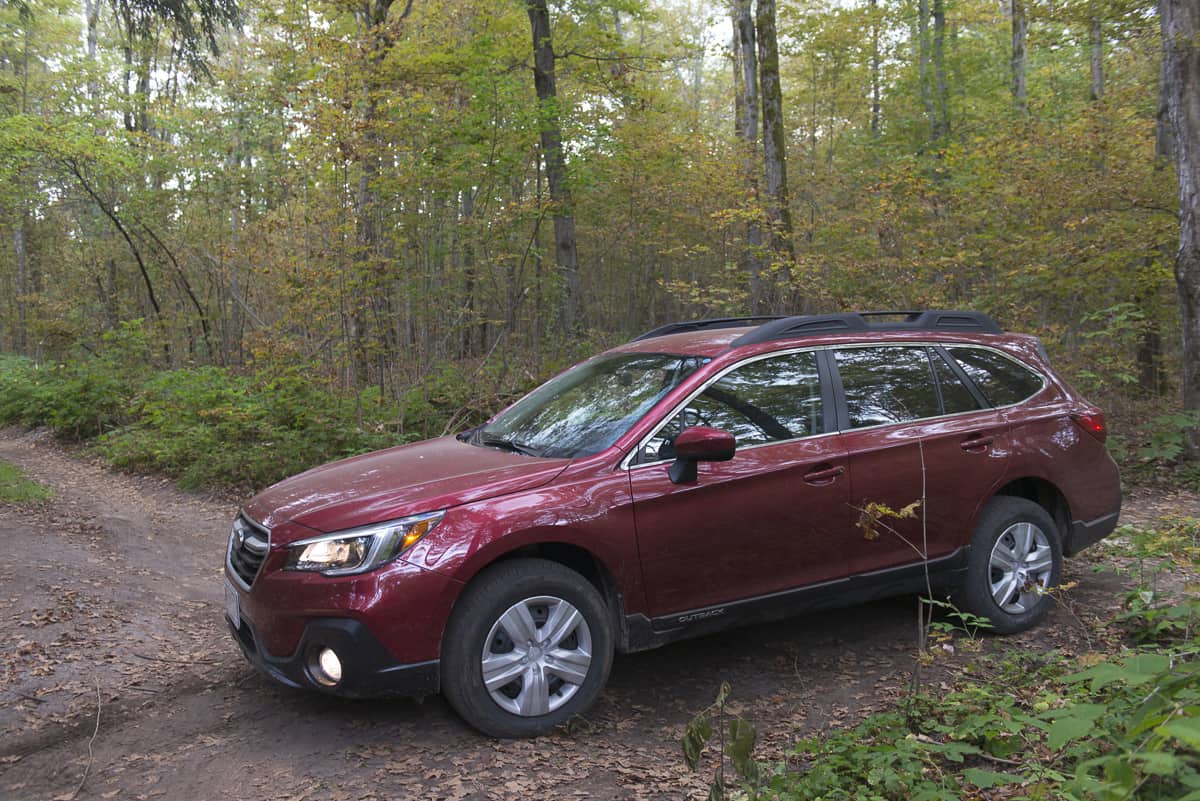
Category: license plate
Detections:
[{"x1": 225, "y1": 579, "x2": 241, "y2": 630}]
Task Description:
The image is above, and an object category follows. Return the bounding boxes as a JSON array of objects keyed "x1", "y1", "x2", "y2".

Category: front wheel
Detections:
[
  {"x1": 956, "y1": 497, "x2": 1063, "y2": 634},
  {"x1": 441, "y1": 558, "x2": 614, "y2": 738}
]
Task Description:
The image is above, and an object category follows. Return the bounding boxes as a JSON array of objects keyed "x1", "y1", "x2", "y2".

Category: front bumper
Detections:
[{"x1": 228, "y1": 612, "x2": 440, "y2": 698}]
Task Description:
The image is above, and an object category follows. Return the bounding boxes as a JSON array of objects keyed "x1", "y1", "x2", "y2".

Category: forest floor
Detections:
[{"x1": 0, "y1": 427, "x2": 1195, "y2": 801}]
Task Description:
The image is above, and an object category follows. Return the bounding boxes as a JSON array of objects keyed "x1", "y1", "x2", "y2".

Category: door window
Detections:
[
  {"x1": 639, "y1": 350, "x2": 823, "y2": 462},
  {"x1": 835, "y1": 347, "x2": 941, "y2": 429}
]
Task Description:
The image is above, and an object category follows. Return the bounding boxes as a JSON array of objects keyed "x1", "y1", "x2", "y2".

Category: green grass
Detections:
[{"x1": 0, "y1": 459, "x2": 51, "y2": 503}]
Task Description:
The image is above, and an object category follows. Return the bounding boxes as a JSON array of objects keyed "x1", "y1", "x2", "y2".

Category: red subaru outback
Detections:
[{"x1": 224, "y1": 311, "x2": 1121, "y2": 737}]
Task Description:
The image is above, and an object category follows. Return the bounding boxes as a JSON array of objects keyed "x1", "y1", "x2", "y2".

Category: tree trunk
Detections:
[
  {"x1": 869, "y1": 0, "x2": 881, "y2": 137},
  {"x1": 460, "y1": 189, "x2": 479, "y2": 358},
  {"x1": 1090, "y1": 17, "x2": 1104, "y2": 102},
  {"x1": 1163, "y1": 0, "x2": 1200, "y2": 448},
  {"x1": 228, "y1": 148, "x2": 243, "y2": 366},
  {"x1": 349, "y1": 0, "x2": 401, "y2": 386},
  {"x1": 1159, "y1": 7, "x2": 1177, "y2": 165},
  {"x1": 1140, "y1": 0, "x2": 1172, "y2": 396},
  {"x1": 85, "y1": 0, "x2": 99, "y2": 100},
  {"x1": 1011, "y1": 0, "x2": 1028, "y2": 113},
  {"x1": 13, "y1": 214, "x2": 29, "y2": 354},
  {"x1": 755, "y1": 0, "x2": 796, "y2": 303},
  {"x1": 527, "y1": 0, "x2": 581, "y2": 333},
  {"x1": 918, "y1": 0, "x2": 933, "y2": 139},
  {"x1": 932, "y1": 0, "x2": 949, "y2": 141},
  {"x1": 732, "y1": 0, "x2": 765, "y2": 311}
]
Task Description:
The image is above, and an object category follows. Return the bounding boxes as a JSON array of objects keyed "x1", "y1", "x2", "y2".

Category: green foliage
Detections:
[
  {"x1": 923, "y1": 597, "x2": 994, "y2": 641},
  {"x1": 0, "y1": 0, "x2": 1180, "y2": 415},
  {"x1": 1076, "y1": 304, "x2": 1155, "y2": 398},
  {"x1": 97, "y1": 365, "x2": 409, "y2": 490},
  {"x1": 0, "y1": 332, "x2": 430, "y2": 491},
  {"x1": 0, "y1": 459, "x2": 52, "y2": 503},
  {"x1": 1104, "y1": 520, "x2": 1200, "y2": 648},
  {"x1": 1137, "y1": 412, "x2": 1200, "y2": 463},
  {"x1": 763, "y1": 519, "x2": 1200, "y2": 801},
  {"x1": 0, "y1": 321, "x2": 149, "y2": 439},
  {"x1": 773, "y1": 647, "x2": 1200, "y2": 801}
]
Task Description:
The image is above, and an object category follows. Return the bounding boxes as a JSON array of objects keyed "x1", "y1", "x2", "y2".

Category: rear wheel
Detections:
[
  {"x1": 957, "y1": 497, "x2": 1062, "y2": 634},
  {"x1": 441, "y1": 558, "x2": 614, "y2": 737}
]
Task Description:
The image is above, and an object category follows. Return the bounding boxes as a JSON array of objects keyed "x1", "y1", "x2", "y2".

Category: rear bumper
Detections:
[
  {"x1": 228, "y1": 613, "x2": 439, "y2": 698},
  {"x1": 1066, "y1": 506, "x2": 1121, "y2": 557}
]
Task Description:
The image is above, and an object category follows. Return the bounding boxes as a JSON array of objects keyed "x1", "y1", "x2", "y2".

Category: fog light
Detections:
[{"x1": 308, "y1": 646, "x2": 343, "y2": 687}]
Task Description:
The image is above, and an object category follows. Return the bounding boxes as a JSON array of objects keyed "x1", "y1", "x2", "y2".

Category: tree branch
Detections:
[{"x1": 62, "y1": 157, "x2": 162, "y2": 317}]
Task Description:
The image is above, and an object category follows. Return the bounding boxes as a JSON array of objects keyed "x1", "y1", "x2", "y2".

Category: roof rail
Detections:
[
  {"x1": 730, "y1": 310, "x2": 1002, "y2": 346},
  {"x1": 630, "y1": 316, "x2": 785, "y2": 342}
]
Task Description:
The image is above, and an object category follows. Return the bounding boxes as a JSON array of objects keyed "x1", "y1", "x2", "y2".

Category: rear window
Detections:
[{"x1": 947, "y1": 347, "x2": 1044, "y2": 407}]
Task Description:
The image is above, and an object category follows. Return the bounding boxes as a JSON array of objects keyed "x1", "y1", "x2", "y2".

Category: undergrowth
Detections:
[
  {"x1": 685, "y1": 520, "x2": 1200, "y2": 801},
  {"x1": 0, "y1": 322, "x2": 493, "y2": 491}
]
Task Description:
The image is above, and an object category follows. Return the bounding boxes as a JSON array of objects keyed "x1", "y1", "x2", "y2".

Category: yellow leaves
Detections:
[{"x1": 857, "y1": 500, "x2": 921, "y2": 542}]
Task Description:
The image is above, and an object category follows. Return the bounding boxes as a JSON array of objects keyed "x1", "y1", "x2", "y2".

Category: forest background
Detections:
[{"x1": 0, "y1": 0, "x2": 1191, "y2": 489}]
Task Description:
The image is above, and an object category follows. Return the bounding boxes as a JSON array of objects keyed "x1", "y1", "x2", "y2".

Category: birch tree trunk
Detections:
[{"x1": 527, "y1": 0, "x2": 581, "y2": 333}]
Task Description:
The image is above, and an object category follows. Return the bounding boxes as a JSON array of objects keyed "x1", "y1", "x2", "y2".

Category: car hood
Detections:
[{"x1": 243, "y1": 436, "x2": 571, "y2": 539}]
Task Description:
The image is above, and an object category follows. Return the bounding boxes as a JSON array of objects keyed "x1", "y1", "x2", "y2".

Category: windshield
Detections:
[{"x1": 475, "y1": 353, "x2": 708, "y2": 459}]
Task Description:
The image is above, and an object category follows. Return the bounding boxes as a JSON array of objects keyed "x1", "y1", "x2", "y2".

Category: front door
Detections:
[{"x1": 628, "y1": 349, "x2": 851, "y2": 617}]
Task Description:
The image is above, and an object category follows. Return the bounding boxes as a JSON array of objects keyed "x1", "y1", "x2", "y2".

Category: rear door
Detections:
[
  {"x1": 832, "y1": 345, "x2": 1009, "y2": 576},
  {"x1": 628, "y1": 349, "x2": 851, "y2": 617}
]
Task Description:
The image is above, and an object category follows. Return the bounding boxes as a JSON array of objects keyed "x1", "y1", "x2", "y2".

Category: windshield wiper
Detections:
[{"x1": 475, "y1": 431, "x2": 544, "y2": 457}]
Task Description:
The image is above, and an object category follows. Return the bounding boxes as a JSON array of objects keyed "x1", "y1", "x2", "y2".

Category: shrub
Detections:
[{"x1": 0, "y1": 328, "x2": 426, "y2": 491}]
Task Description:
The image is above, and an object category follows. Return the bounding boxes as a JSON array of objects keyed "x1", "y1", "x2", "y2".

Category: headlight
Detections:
[{"x1": 284, "y1": 511, "x2": 445, "y2": 576}]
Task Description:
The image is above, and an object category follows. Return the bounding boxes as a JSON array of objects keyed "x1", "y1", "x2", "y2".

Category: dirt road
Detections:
[{"x1": 0, "y1": 429, "x2": 1163, "y2": 800}]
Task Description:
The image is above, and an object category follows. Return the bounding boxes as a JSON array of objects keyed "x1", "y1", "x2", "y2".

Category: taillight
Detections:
[{"x1": 1071, "y1": 410, "x2": 1107, "y2": 443}]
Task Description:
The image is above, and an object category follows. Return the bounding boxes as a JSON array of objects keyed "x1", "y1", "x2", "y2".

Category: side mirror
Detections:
[{"x1": 669, "y1": 426, "x2": 736, "y2": 484}]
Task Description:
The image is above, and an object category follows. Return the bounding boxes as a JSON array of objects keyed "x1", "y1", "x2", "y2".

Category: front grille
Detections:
[{"x1": 228, "y1": 513, "x2": 270, "y2": 588}]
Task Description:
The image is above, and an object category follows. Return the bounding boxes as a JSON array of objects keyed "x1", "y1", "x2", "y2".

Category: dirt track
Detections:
[{"x1": 0, "y1": 428, "x2": 1172, "y2": 801}]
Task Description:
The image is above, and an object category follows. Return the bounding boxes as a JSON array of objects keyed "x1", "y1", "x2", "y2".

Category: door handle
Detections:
[
  {"x1": 960, "y1": 434, "x2": 994, "y2": 452},
  {"x1": 803, "y1": 464, "x2": 845, "y2": 485}
]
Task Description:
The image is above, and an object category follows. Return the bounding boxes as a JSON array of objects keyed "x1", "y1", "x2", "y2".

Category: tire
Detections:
[
  {"x1": 956, "y1": 496, "x2": 1063, "y2": 635},
  {"x1": 441, "y1": 558, "x2": 614, "y2": 738}
]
